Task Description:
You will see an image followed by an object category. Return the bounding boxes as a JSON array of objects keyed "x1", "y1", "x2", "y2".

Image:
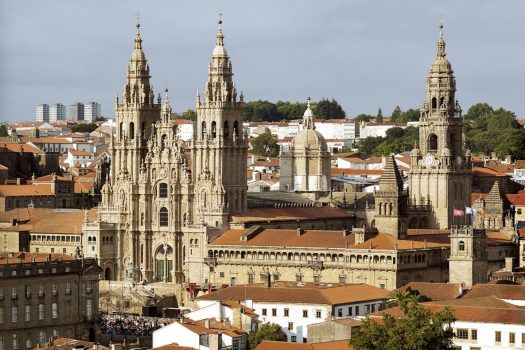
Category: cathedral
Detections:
[
  {"x1": 82, "y1": 21, "x2": 520, "y2": 292},
  {"x1": 84, "y1": 18, "x2": 247, "y2": 283}
]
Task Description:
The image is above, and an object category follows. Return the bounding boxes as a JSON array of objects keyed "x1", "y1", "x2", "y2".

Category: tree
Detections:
[
  {"x1": 376, "y1": 108, "x2": 383, "y2": 123},
  {"x1": 350, "y1": 293, "x2": 455, "y2": 350},
  {"x1": 0, "y1": 125, "x2": 8, "y2": 137},
  {"x1": 276, "y1": 101, "x2": 308, "y2": 120},
  {"x1": 353, "y1": 114, "x2": 375, "y2": 123},
  {"x1": 95, "y1": 116, "x2": 107, "y2": 122},
  {"x1": 314, "y1": 98, "x2": 346, "y2": 119},
  {"x1": 244, "y1": 100, "x2": 282, "y2": 122},
  {"x1": 391, "y1": 106, "x2": 402, "y2": 120},
  {"x1": 71, "y1": 123, "x2": 98, "y2": 133},
  {"x1": 250, "y1": 132, "x2": 279, "y2": 158},
  {"x1": 248, "y1": 323, "x2": 287, "y2": 350},
  {"x1": 175, "y1": 109, "x2": 197, "y2": 121}
]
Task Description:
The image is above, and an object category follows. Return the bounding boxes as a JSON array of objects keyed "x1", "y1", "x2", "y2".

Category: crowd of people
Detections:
[{"x1": 101, "y1": 314, "x2": 175, "y2": 336}]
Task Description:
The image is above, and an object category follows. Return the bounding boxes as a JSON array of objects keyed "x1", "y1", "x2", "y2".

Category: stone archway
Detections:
[{"x1": 155, "y1": 244, "x2": 174, "y2": 283}]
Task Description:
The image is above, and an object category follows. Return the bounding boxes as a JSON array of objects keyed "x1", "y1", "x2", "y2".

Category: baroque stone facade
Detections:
[{"x1": 84, "y1": 19, "x2": 246, "y2": 284}]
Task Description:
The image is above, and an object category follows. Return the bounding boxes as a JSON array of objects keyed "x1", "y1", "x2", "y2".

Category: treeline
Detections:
[
  {"x1": 356, "y1": 103, "x2": 524, "y2": 160},
  {"x1": 243, "y1": 98, "x2": 346, "y2": 122},
  {"x1": 353, "y1": 106, "x2": 420, "y2": 124}
]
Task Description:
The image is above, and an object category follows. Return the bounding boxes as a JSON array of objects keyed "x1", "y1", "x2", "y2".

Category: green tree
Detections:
[
  {"x1": 350, "y1": 293, "x2": 455, "y2": 350},
  {"x1": 353, "y1": 114, "x2": 375, "y2": 123},
  {"x1": 387, "y1": 287, "x2": 431, "y2": 309},
  {"x1": 250, "y1": 133, "x2": 279, "y2": 157},
  {"x1": 175, "y1": 109, "x2": 197, "y2": 121},
  {"x1": 248, "y1": 323, "x2": 287, "y2": 350},
  {"x1": 71, "y1": 123, "x2": 98, "y2": 133},
  {"x1": 376, "y1": 108, "x2": 383, "y2": 123},
  {"x1": 0, "y1": 125, "x2": 8, "y2": 137},
  {"x1": 276, "y1": 101, "x2": 308, "y2": 120},
  {"x1": 391, "y1": 106, "x2": 402, "y2": 121},
  {"x1": 95, "y1": 116, "x2": 107, "y2": 122},
  {"x1": 314, "y1": 98, "x2": 346, "y2": 119},
  {"x1": 356, "y1": 136, "x2": 383, "y2": 155},
  {"x1": 244, "y1": 100, "x2": 282, "y2": 122}
]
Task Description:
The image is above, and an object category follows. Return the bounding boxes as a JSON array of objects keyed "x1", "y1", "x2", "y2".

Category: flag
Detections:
[
  {"x1": 453, "y1": 208, "x2": 465, "y2": 217},
  {"x1": 465, "y1": 207, "x2": 476, "y2": 216}
]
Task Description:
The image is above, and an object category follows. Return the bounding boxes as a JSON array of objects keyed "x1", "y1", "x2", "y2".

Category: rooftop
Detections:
[
  {"x1": 256, "y1": 340, "x2": 353, "y2": 350},
  {"x1": 196, "y1": 282, "x2": 389, "y2": 306},
  {"x1": 392, "y1": 282, "x2": 464, "y2": 301}
]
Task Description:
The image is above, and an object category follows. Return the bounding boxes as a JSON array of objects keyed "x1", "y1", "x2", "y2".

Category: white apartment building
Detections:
[
  {"x1": 49, "y1": 103, "x2": 66, "y2": 122},
  {"x1": 195, "y1": 282, "x2": 388, "y2": 343},
  {"x1": 84, "y1": 102, "x2": 101, "y2": 122},
  {"x1": 35, "y1": 104, "x2": 50, "y2": 122},
  {"x1": 175, "y1": 119, "x2": 194, "y2": 141},
  {"x1": 358, "y1": 122, "x2": 404, "y2": 139},
  {"x1": 64, "y1": 149, "x2": 94, "y2": 169}
]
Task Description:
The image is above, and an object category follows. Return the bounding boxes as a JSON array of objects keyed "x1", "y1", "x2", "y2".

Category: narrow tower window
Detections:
[
  {"x1": 129, "y1": 122, "x2": 135, "y2": 139},
  {"x1": 201, "y1": 121, "x2": 207, "y2": 138},
  {"x1": 223, "y1": 121, "x2": 229, "y2": 138},
  {"x1": 233, "y1": 121, "x2": 239, "y2": 139},
  {"x1": 431, "y1": 97, "x2": 437, "y2": 109},
  {"x1": 211, "y1": 121, "x2": 217, "y2": 138},
  {"x1": 119, "y1": 122, "x2": 124, "y2": 140},
  {"x1": 458, "y1": 240, "x2": 465, "y2": 251},
  {"x1": 428, "y1": 134, "x2": 438, "y2": 152},
  {"x1": 141, "y1": 122, "x2": 146, "y2": 139},
  {"x1": 159, "y1": 207, "x2": 168, "y2": 227}
]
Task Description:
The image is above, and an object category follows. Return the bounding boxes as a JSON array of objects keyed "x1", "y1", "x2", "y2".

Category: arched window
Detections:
[
  {"x1": 201, "y1": 121, "x2": 207, "y2": 138},
  {"x1": 119, "y1": 122, "x2": 124, "y2": 140},
  {"x1": 233, "y1": 121, "x2": 239, "y2": 139},
  {"x1": 129, "y1": 122, "x2": 135, "y2": 139},
  {"x1": 378, "y1": 203, "x2": 382, "y2": 215},
  {"x1": 431, "y1": 97, "x2": 437, "y2": 109},
  {"x1": 459, "y1": 240, "x2": 465, "y2": 251},
  {"x1": 389, "y1": 202, "x2": 393, "y2": 215},
  {"x1": 211, "y1": 121, "x2": 217, "y2": 138},
  {"x1": 141, "y1": 122, "x2": 146, "y2": 139},
  {"x1": 223, "y1": 120, "x2": 229, "y2": 138},
  {"x1": 159, "y1": 207, "x2": 168, "y2": 227},
  {"x1": 161, "y1": 134, "x2": 167, "y2": 150},
  {"x1": 440, "y1": 97, "x2": 445, "y2": 108},
  {"x1": 428, "y1": 134, "x2": 438, "y2": 152}
]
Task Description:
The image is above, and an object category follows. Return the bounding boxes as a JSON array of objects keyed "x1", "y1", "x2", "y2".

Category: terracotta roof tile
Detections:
[
  {"x1": 0, "y1": 252, "x2": 75, "y2": 265},
  {"x1": 392, "y1": 282, "x2": 464, "y2": 301},
  {"x1": 463, "y1": 284, "x2": 525, "y2": 300},
  {"x1": 0, "y1": 184, "x2": 53, "y2": 196},
  {"x1": 256, "y1": 340, "x2": 353, "y2": 350},
  {"x1": 196, "y1": 282, "x2": 389, "y2": 305},
  {"x1": 231, "y1": 207, "x2": 352, "y2": 223}
]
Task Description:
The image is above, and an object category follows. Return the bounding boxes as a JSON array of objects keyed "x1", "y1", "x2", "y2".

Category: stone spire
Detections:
[
  {"x1": 202, "y1": 15, "x2": 238, "y2": 105},
  {"x1": 486, "y1": 180, "x2": 506, "y2": 205},
  {"x1": 379, "y1": 156, "x2": 404, "y2": 193},
  {"x1": 303, "y1": 98, "x2": 315, "y2": 130},
  {"x1": 123, "y1": 22, "x2": 155, "y2": 105},
  {"x1": 161, "y1": 89, "x2": 172, "y2": 123},
  {"x1": 437, "y1": 23, "x2": 446, "y2": 58}
]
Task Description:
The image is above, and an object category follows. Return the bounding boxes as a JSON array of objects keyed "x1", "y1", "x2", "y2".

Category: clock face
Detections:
[
  {"x1": 456, "y1": 156, "x2": 462, "y2": 165},
  {"x1": 424, "y1": 154, "x2": 434, "y2": 166}
]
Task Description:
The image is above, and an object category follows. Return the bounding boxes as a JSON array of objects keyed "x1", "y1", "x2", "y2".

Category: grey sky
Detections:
[{"x1": 1, "y1": 0, "x2": 524, "y2": 122}]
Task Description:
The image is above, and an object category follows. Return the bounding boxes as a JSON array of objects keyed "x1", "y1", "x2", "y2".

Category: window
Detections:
[
  {"x1": 284, "y1": 309, "x2": 289, "y2": 317},
  {"x1": 303, "y1": 309, "x2": 308, "y2": 318},
  {"x1": 38, "y1": 284, "x2": 44, "y2": 297},
  {"x1": 355, "y1": 306, "x2": 359, "y2": 315},
  {"x1": 365, "y1": 305, "x2": 370, "y2": 314},
  {"x1": 291, "y1": 336, "x2": 296, "y2": 342},
  {"x1": 219, "y1": 272, "x2": 225, "y2": 278},
  {"x1": 339, "y1": 275, "x2": 346, "y2": 283},
  {"x1": 509, "y1": 332, "x2": 515, "y2": 344},
  {"x1": 159, "y1": 183, "x2": 168, "y2": 198},
  {"x1": 86, "y1": 299, "x2": 92, "y2": 321},
  {"x1": 11, "y1": 287, "x2": 17, "y2": 300},
  {"x1": 313, "y1": 275, "x2": 320, "y2": 283},
  {"x1": 51, "y1": 267, "x2": 56, "y2": 274},
  {"x1": 495, "y1": 331, "x2": 501, "y2": 343},
  {"x1": 458, "y1": 240, "x2": 465, "y2": 251},
  {"x1": 247, "y1": 273, "x2": 254, "y2": 284},
  {"x1": 53, "y1": 329, "x2": 58, "y2": 338},
  {"x1": 65, "y1": 282, "x2": 71, "y2": 295},
  {"x1": 11, "y1": 305, "x2": 17, "y2": 323},
  {"x1": 471, "y1": 329, "x2": 477, "y2": 340},
  {"x1": 38, "y1": 304, "x2": 44, "y2": 320},
  {"x1": 296, "y1": 274, "x2": 303, "y2": 282},
  {"x1": 316, "y1": 310, "x2": 321, "y2": 319},
  {"x1": 25, "y1": 286, "x2": 30, "y2": 298},
  {"x1": 456, "y1": 329, "x2": 468, "y2": 339},
  {"x1": 25, "y1": 338, "x2": 31, "y2": 349},
  {"x1": 86, "y1": 281, "x2": 92, "y2": 294},
  {"x1": 51, "y1": 303, "x2": 57, "y2": 319},
  {"x1": 52, "y1": 283, "x2": 58, "y2": 296},
  {"x1": 262, "y1": 308, "x2": 267, "y2": 316},
  {"x1": 159, "y1": 207, "x2": 169, "y2": 226},
  {"x1": 337, "y1": 309, "x2": 343, "y2": 317},
  {"x1": 348, "y1": 307, "x2": 353, "y2": 316},
  {"x1": 428, "y1": 134, "x2": 438, "y2": 152},
  {"x1": 12, "y1": 335, "x2": 17, "y2": 350},
  {"x1": 24, "y1": 305, "x2": 30, "y2": 321},
  {"x1": 0, "y1": 307, "x2": 3, "y2": 323},
  {"x1": 288, "y1": 322, "x2": 294, "y2": 331},
  {"x1": 273, "y1": 273, "x2": 279, "y2": 281},
  {"x1": 272, "y1": 308, "x2": 277, "y2": 317},
  {"x1": 39, "y1": 332, "x2": 45, "y2": 346}
]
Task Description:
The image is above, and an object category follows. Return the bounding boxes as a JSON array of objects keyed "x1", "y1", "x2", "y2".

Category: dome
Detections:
[
  {"x1": 131, "y1": 48, "x2": 146, "y2": 61},
  {"x1": 303, "y1": 106, "x2": 314, "y2": 118},
  {"x1": 212, "y1": 44, "x2": 228, "y2": 57},
  {"x1": 430, "y1": 56, "x2": 452, "y2": 73},
  {"x1": 292, "y1": 128, "x2": 327, "y2": 151}
]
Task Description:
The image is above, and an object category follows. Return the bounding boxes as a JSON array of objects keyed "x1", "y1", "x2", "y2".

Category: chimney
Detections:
[
  {"x1": 204, "y1": 318, "x2": 211, "y2": 329},
  {"x1": 16, "y1": 178, "x2": 21, "y2": 185},
  {"x1": 342, "y1": 229, "x2": 350, "y2": 237},
  {"x1": 296, "y1": 227, "x2": 304, "y2": 236},
  {"x1": 505, "y1": 257, "x2": 514, "y2": 272}
]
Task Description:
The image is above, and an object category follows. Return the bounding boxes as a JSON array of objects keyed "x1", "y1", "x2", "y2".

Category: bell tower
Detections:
[
  {"x1": 409, "y1": 24, "x2": 472, "y2": 229},
  {"x1": 192, "y1": 16, "x2": 248, "y2": 227}
]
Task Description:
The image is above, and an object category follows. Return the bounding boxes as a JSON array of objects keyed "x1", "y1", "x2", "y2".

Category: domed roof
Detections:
[
  {"x1": 292, "y1": 128, "x2": 327, "y2": 151},
  {"x1": 131, "y1": 24, "x2": 146, "y2": 61},
  {"x1": 430, "y1": 56, "x2": 452, "y2": 73},
  {"x1": 213, "y1": 44, "x2": 228, "y2": 57}
]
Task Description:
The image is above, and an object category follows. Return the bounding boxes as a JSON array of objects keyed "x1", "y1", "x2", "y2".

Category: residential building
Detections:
[
  {"x1": 70, "y1": 103, "x2": 84, "y2": 122},
  {"x1": 36, "y1": 105, "x2": 50, "y2": 123},
  {"x1": 84, "y1": 102, "x2": 101, "y2": 122},
  {"x1": 49, "y1": 104, "x2": 66, "y2": 123},
  {"x1": 195, "y1": 282, "x2": 389, "y2": 343},
  {"x1": 0, "y1": 252, "x2": 101, "y2": 350}
]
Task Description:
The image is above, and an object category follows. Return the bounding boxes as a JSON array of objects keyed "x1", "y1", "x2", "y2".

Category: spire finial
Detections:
[
  {"x1": 134, "y1": 13, "x2": 142, "y2": 50},
  {"x1": 216, "y1": 12, "x2": 224, "y2": 46},
  {"x1": 436, "y1": 20, "x2": 446, "y2": 57},
  {"x1": 307, "y1": 97, "x2": 311, "y2": 109}
]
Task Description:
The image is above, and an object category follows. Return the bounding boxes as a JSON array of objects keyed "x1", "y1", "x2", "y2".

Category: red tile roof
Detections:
[{"x1": 256, "y1": 340, "x2": 353, "y2": 350}]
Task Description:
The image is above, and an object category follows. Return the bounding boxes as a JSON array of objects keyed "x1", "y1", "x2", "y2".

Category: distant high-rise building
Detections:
[
  {"x1": 70, "y1": 102, "x2": 85, "y2": 121},
  {"x1": 84, "y1": 102, "x2": 101, "y2": 122},
  {"x1": 36, "y1": 104, "x2": 49, "y2": 122},
  {"x1": 49, "y1": 103, "x2": 66, "y2": 122}
]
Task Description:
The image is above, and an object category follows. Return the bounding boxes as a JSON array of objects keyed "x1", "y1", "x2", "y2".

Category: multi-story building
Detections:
[
  {"x1": 195, "y1": 282, "x2": 388, "y2": 343},
  {"x1": 84, "y1": 102, "x2": 100, "y2": 122},
  {"x1": 0, "y1": 252, "x2": 101, "y2": 350},
  {"x1": 35, "y1": 104, "x2": 49, "y2": 123},
  {"x1": 49, "y1": 104, "x2": 66, "y2": 123},
  {"x1": 70, "y1": 103, "x2": 85, "y2": 122}
]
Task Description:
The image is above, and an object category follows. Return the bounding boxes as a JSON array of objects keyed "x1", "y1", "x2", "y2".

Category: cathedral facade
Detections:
[{"x1": 83, "y1": 19, "x2": 246, "y2": 283}]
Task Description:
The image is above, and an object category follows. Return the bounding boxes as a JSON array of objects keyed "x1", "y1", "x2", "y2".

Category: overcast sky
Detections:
[{"x1": 0, "y1": 0, "x2": 524, "y2": 122}]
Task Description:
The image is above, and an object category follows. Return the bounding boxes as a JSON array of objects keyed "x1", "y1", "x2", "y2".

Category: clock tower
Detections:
[{"x1": 408, "y1": 24, "x2": 472, "y2": 229}]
